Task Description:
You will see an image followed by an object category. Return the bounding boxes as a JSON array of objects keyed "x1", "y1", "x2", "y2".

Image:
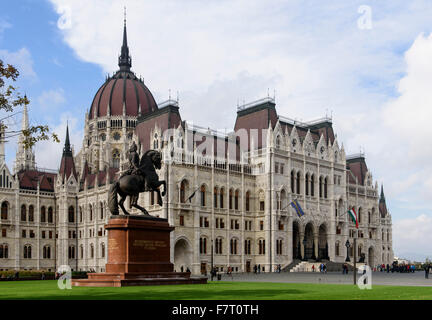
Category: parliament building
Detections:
[{"x1": 0, "y1": 20, "x2": 393, "y2": 274}]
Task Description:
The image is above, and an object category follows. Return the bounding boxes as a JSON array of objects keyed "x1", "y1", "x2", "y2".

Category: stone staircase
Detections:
[{"x1": 289, "y1": 260, "x2": 366, "y2": 272}]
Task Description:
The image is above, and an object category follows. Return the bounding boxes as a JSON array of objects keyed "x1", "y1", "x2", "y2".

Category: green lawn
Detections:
[{"x1": 0, "y1": 280, "x2": 430, "y2": 300}]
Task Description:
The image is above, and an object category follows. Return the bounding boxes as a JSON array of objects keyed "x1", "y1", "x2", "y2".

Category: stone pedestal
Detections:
[{"x1": 72, "y1": 215, "x2": 207, "y2": 287}]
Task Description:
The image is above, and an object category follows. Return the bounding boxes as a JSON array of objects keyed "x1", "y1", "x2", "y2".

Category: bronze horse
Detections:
[{"x1": 108, "y1": 150, "x2": 166, "y2": 215}]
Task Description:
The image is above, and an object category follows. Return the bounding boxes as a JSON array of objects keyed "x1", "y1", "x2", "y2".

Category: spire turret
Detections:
[
  {"x1": 63, "y1": 124, "x2": 72, "y2": 157},
  {"x1": 118, "y1": 7, "x2": 132, "y2": 71}
]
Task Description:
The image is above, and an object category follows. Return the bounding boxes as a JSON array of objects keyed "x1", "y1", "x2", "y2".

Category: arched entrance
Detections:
[
  {"x1": 318, "y1": 224, "x2": 328, "y2": 260},
  {"x1": 174, "y1": 238, "x2": 192, "y2": 272},
  {"x1": 292, "y1": 221, "x2": 301, "y2": 260},
  {"x1": 304, "y1": 223, "x2": 315, "y2": 260},
  {"x1": 368, "y1": 247, "x2": 374, "y2": 267}
]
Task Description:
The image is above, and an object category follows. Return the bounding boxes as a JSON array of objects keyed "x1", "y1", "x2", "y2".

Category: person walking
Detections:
[
  {"x1": 424, "y1": 264, "x2": 430, "y2": 279},
  {"x1": 258, "y1": 264, "x2": 261, "y2": 274},
  {"x1": 312, "y1": 264, "x2": 315, "y2": 272}
]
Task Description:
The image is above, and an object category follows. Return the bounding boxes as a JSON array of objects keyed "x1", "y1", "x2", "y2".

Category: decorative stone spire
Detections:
[
  {"x1": 14, "y1": 99, "x2": 36, "y2": 173},
  {"x1": 380, "y1": 184, "x2": 386, "y2": 203},
  {"x1": 118, "y1": 7, "x2": 132, "y2": 72},
  {"x1": 59, "y1": 124, "x2": 77, "y2": 183}
]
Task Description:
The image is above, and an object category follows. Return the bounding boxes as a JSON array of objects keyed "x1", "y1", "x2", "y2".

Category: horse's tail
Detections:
[{"x1": 108, "y1": 182, "x2": 119, "y2": 215}]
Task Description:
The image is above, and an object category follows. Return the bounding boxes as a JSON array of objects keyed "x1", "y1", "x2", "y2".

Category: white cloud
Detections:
[
  {"x1": 393, "y1": 214, "x2": 432, "y2": 260},
  {"x1": 0, "y1": 47, "x2": 36, "y2": 80},
  {"x1": 37, "y1": 88, "x2": 66, "y2": 110}
]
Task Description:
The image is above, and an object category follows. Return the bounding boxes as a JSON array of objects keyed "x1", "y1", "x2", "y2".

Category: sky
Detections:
[{"x1": 1, "y1": 0, "x2": 432, "y2": 261}]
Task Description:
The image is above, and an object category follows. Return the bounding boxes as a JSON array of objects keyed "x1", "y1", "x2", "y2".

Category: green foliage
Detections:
[{"x1": 0, "y1": 59, "x2": 59, "y2": 149}]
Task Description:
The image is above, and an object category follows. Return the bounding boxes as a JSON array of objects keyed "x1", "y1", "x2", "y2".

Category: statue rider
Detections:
[
  {"x1": 121, "y1": 141, "x2": 140, "y2": 178},
  {"x1": 120, "y1": 141, "x2": 141, "y2": 207}
]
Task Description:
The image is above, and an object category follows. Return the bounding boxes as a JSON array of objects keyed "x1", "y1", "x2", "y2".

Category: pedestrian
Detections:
[
  {"x1": 323, "y1": 263, "x2": 327, "y2": 273},
  {"x1": 386, "y1": 264, "x2": 390, "y2": 273},
  {"x1": 41, "y1": 271, "x2": 45, "y2": 280},
  {"x1": 186, "y1": 267, "x2": 190, "y2": 273},
  {"x1": 258, "y1": 264, "x2": 261, "y2": 274},
  {"x1": 253, "y1": 264, "x2": 257, "y2": 274},
  {"x1": 425, "y1": 264, "x2": 430, "y2": 279},
  {"x1": 312, "y1": 264, "x2": 315, "y2": 272},
  {"x1": 14, "y1": 271, "x2": 19, "y2": 280}
]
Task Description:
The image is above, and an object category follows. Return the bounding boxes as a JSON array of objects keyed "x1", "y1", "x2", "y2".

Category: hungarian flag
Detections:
[{"x1": 348, "y1": 208, "x2": 359, "y2": 229}]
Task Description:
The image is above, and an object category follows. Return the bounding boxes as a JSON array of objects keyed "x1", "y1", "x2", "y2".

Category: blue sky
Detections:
[{"x1": 1, "y1": 0, "x2": 432, "y2": 260}]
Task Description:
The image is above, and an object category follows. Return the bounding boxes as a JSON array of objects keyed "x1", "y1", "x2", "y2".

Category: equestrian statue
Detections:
[{"x1": 108, "y1": 141, "x2": 166, "y2": 216}]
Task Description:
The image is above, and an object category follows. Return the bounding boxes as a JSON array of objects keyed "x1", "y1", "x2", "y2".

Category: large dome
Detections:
[
  {"x1": 88, "y1": 17, "x2": 158, "y2": 120},
  {"x1": 89, "y1": 70, "x2": 157, "y2": 120}
]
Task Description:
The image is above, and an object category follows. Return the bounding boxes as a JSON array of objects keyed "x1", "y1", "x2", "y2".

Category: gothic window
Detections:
[
  {"x1": 229, "y1": 189, "x2": 233, "y2": 209},
  {"x1": 319, "y1": 177, "x2": 323, "y2": 198},
  {"x1": 0, "y1": 244, "x2": 8, "y2": 259},
  {"x1": 213, "y1": 187, "x2": 218, "y2": 208},
  {"x1": 335, "y1": 242, "x2": 340, "y2": 256},
  {"x1": 200, "y1": 185, "x2": 206, "y2": 207},
  {"x1": 259, "y1": 191, "x2": 265, "y2": 211},
  {"x1": 40, "y1": 206, "x2": 46, "y2": 223},
  {"x1": 100, "y1": 133, "x2": 106, "y2": 141},
  {"x1": 230, "y1": 238, "x2": 238, "y2": 255},
  {"x1": 68, "y1": 246, "x2": 75, "y2": 259},
  {"x1": 324, "y1": 177, "x2": 328, "y2": 199},
  {"x1": 305, "y1": 173, "x2": 310, "y2": 196},
  {"x1": 21, "y1": 204, "x2": 26, "y2": 222},
  {"x1": 258, "y1": 239, "x2": 266, "y2": 255},
  {"x1": 290, "y1": 171, "x2": 295, "y2": 193},
  {"x1": 112, "y1": 149, "x2": 120, "y2": 169},
  {"x1": 311, "y1": 174, "x2": 315, "y2": 197},
  {"x1": 100, "y1": 202, "x2": 104, "y2": 220},
  {"x1": 219, "y1": 188, "x2": 224, "y2": 209},
  {"x1": 68, "y1": 206, "x2": 75, "y2": 223},
  {"x1": 1, "y1": 202, "x2": 8, "y2": 220},
  {"x1": 234, "y1": 190, "x2": 239, "y2": 210},
  {"x1": 199, "y1": 237, "x2": 207, "y2": 254},
  {"x1": 180, "y1": 180, "x2": 188, "y2": 203},
  {"x1": 244, "y1": 239, "x2": 251, "y2": 255},
  {"x1": 28, "y1": 205, "x2": 34, "y2": 222},
  {"x1": 245, "y1": 191, "x2": 250, "y2": 212},
  {"x1": 24, "y1": 245, "x2": 31, "y2": 259},
  {"x1": 90, "y1": 244, "x2": 94, "y2": 259},
  {"x1": 296, "y1": 172, "x2": 301, "y2": 194}
]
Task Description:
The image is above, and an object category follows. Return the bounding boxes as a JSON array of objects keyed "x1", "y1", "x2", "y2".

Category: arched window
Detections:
[
  {"x1": 199, "y1": 237, "x2": 207, "y2": 254},
  {"x1": 24, "y1": 245, "x2": 32, "y2": 259},
  {"x1": 358, "y1": 208, "x2": 362, "y2": 224},
  {"x1": 21, "y1": 204, "x2": 26, "y2": 222},
  {"x1": 0, "y1": 244, "x2": 8, "y2": 259},
  {"x1": 245, "y1": 191, "x2": 250, "y2": 212},
  {"x1": 100, "y1": 202, "x2": 104, "y2": 220},
  {"x1": 276, "y1": 239, "x2": 283, "y2": 255},
  {"x1": 258, "y1": 239, "x2": 266, "y2": 255},
  {"x1": 48, "y1": 207, "x2": 53, "y2": 223},
  {"x1": 80, "y1": 245, "x2": 84, "y2": 259},
  {"x1": 296, "y1": 172, "x2": 301, "y2": 194},
  {"x1": 1, "y1": 202, "x2": 7, "y2": 220},
  {"x1": 324, "y1": 177, "x2": 328, "y2": 199},
  {"x1": 244, "y1": 239, "x2": 251, "y2": 255},
  {"x1": 68, "y1": 246, "x2": 75, "y2": 259},
  {"x1": 28, "y1": 205, "x2": 34, "y2": 222},
  {"x1": 311, "y1": 174, "x2": 315, "y2": 197},
  {"x1": 89, "y1": 204, "x2": 93, "y2": 221},
  {"x1": 40, "y1": 206, "x2": 46, "y2": 223},
  {"x1": 215, "y1": 238, "x2": 223, "y2": 254},
  {"x1": 305, "y1": 173, "x2": 309, "y2": 196},
  {"x1": 319, "y1": 177, "x2": 323, "y2": 198},
  {"x1": 290, "y1": 171, "x2": 295, "y2": 193},
  {"x1": 219, "y1": 188, "x2": 225, "y2": 209},
  {"x1": 230, "y1": 238, "x2": 238, "y2": 255},
  {"x1": 229, "y1": 189, "x2": 233, "y2": 210},
  {"x1": 43, "y1": 246, "x2": 51, "y2": 259},
  {"x1": 213, "y1": 187, "x2": 218, "y2": 208},
  {"x1": 335, "y1": 242, "x2": 340, "y2": 256},
  {"x1": 200, "y1": 185, "x2": 206, "y2": 207},
  {"x1": 68, "y1": 206, "x2": 75, "y2": 223},
  {"x1": 101, "y1": 243, "x2": 105, "y2": 258},
  {"x1": 234, "y1": 190, "x2": 239, "y2": 210},
  {"x1": 90, "y1": 244, "x2": 94, "y2": 258},
  {"x1": 112, "y1": 149, "x2": 120, "y2": 169}
]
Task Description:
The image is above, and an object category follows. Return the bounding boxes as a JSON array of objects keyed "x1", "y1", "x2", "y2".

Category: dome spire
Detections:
[{"x1": 118, "y1": 6, "x2": 132, "y2": 71}]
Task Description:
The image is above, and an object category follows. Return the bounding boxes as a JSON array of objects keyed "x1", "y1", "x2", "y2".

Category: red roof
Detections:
[
  {"x1": 347, "y1": 157, "x2": 368, "y2": 185},
  {"x1": 89, "y1": 71, "x2": 158, "y2": 120},
  {"x1": 18, "y1": 170, "x2": 56, "y2": 192}
]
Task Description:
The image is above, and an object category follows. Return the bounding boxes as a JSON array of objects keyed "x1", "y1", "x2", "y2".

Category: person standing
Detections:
[{"x1": 425, "y1": 264, "x2": 430, "y2": 279}]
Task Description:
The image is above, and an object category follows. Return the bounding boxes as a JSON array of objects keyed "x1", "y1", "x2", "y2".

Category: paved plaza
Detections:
[{"x1": 215, "y1": 271, "x2": 432, "y2": 287}]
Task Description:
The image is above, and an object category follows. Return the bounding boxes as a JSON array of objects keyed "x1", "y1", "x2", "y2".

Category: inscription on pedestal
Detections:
[{"x1": 133, "y1": 240, "x2": 167, "y2": 250}]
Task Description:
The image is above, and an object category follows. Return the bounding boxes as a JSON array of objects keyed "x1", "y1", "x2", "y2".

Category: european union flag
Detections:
[{"x1": 290, "y1": 200, "x2": 305, "y2": 217}]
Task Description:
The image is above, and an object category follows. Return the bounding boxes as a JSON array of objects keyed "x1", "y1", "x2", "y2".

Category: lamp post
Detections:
[
  {"x1": 345, "y1": 240, "x2": 351, "y2": 262},
  {"x1": 211, "y1": 239, "x2": 214, "y2": 281}
]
